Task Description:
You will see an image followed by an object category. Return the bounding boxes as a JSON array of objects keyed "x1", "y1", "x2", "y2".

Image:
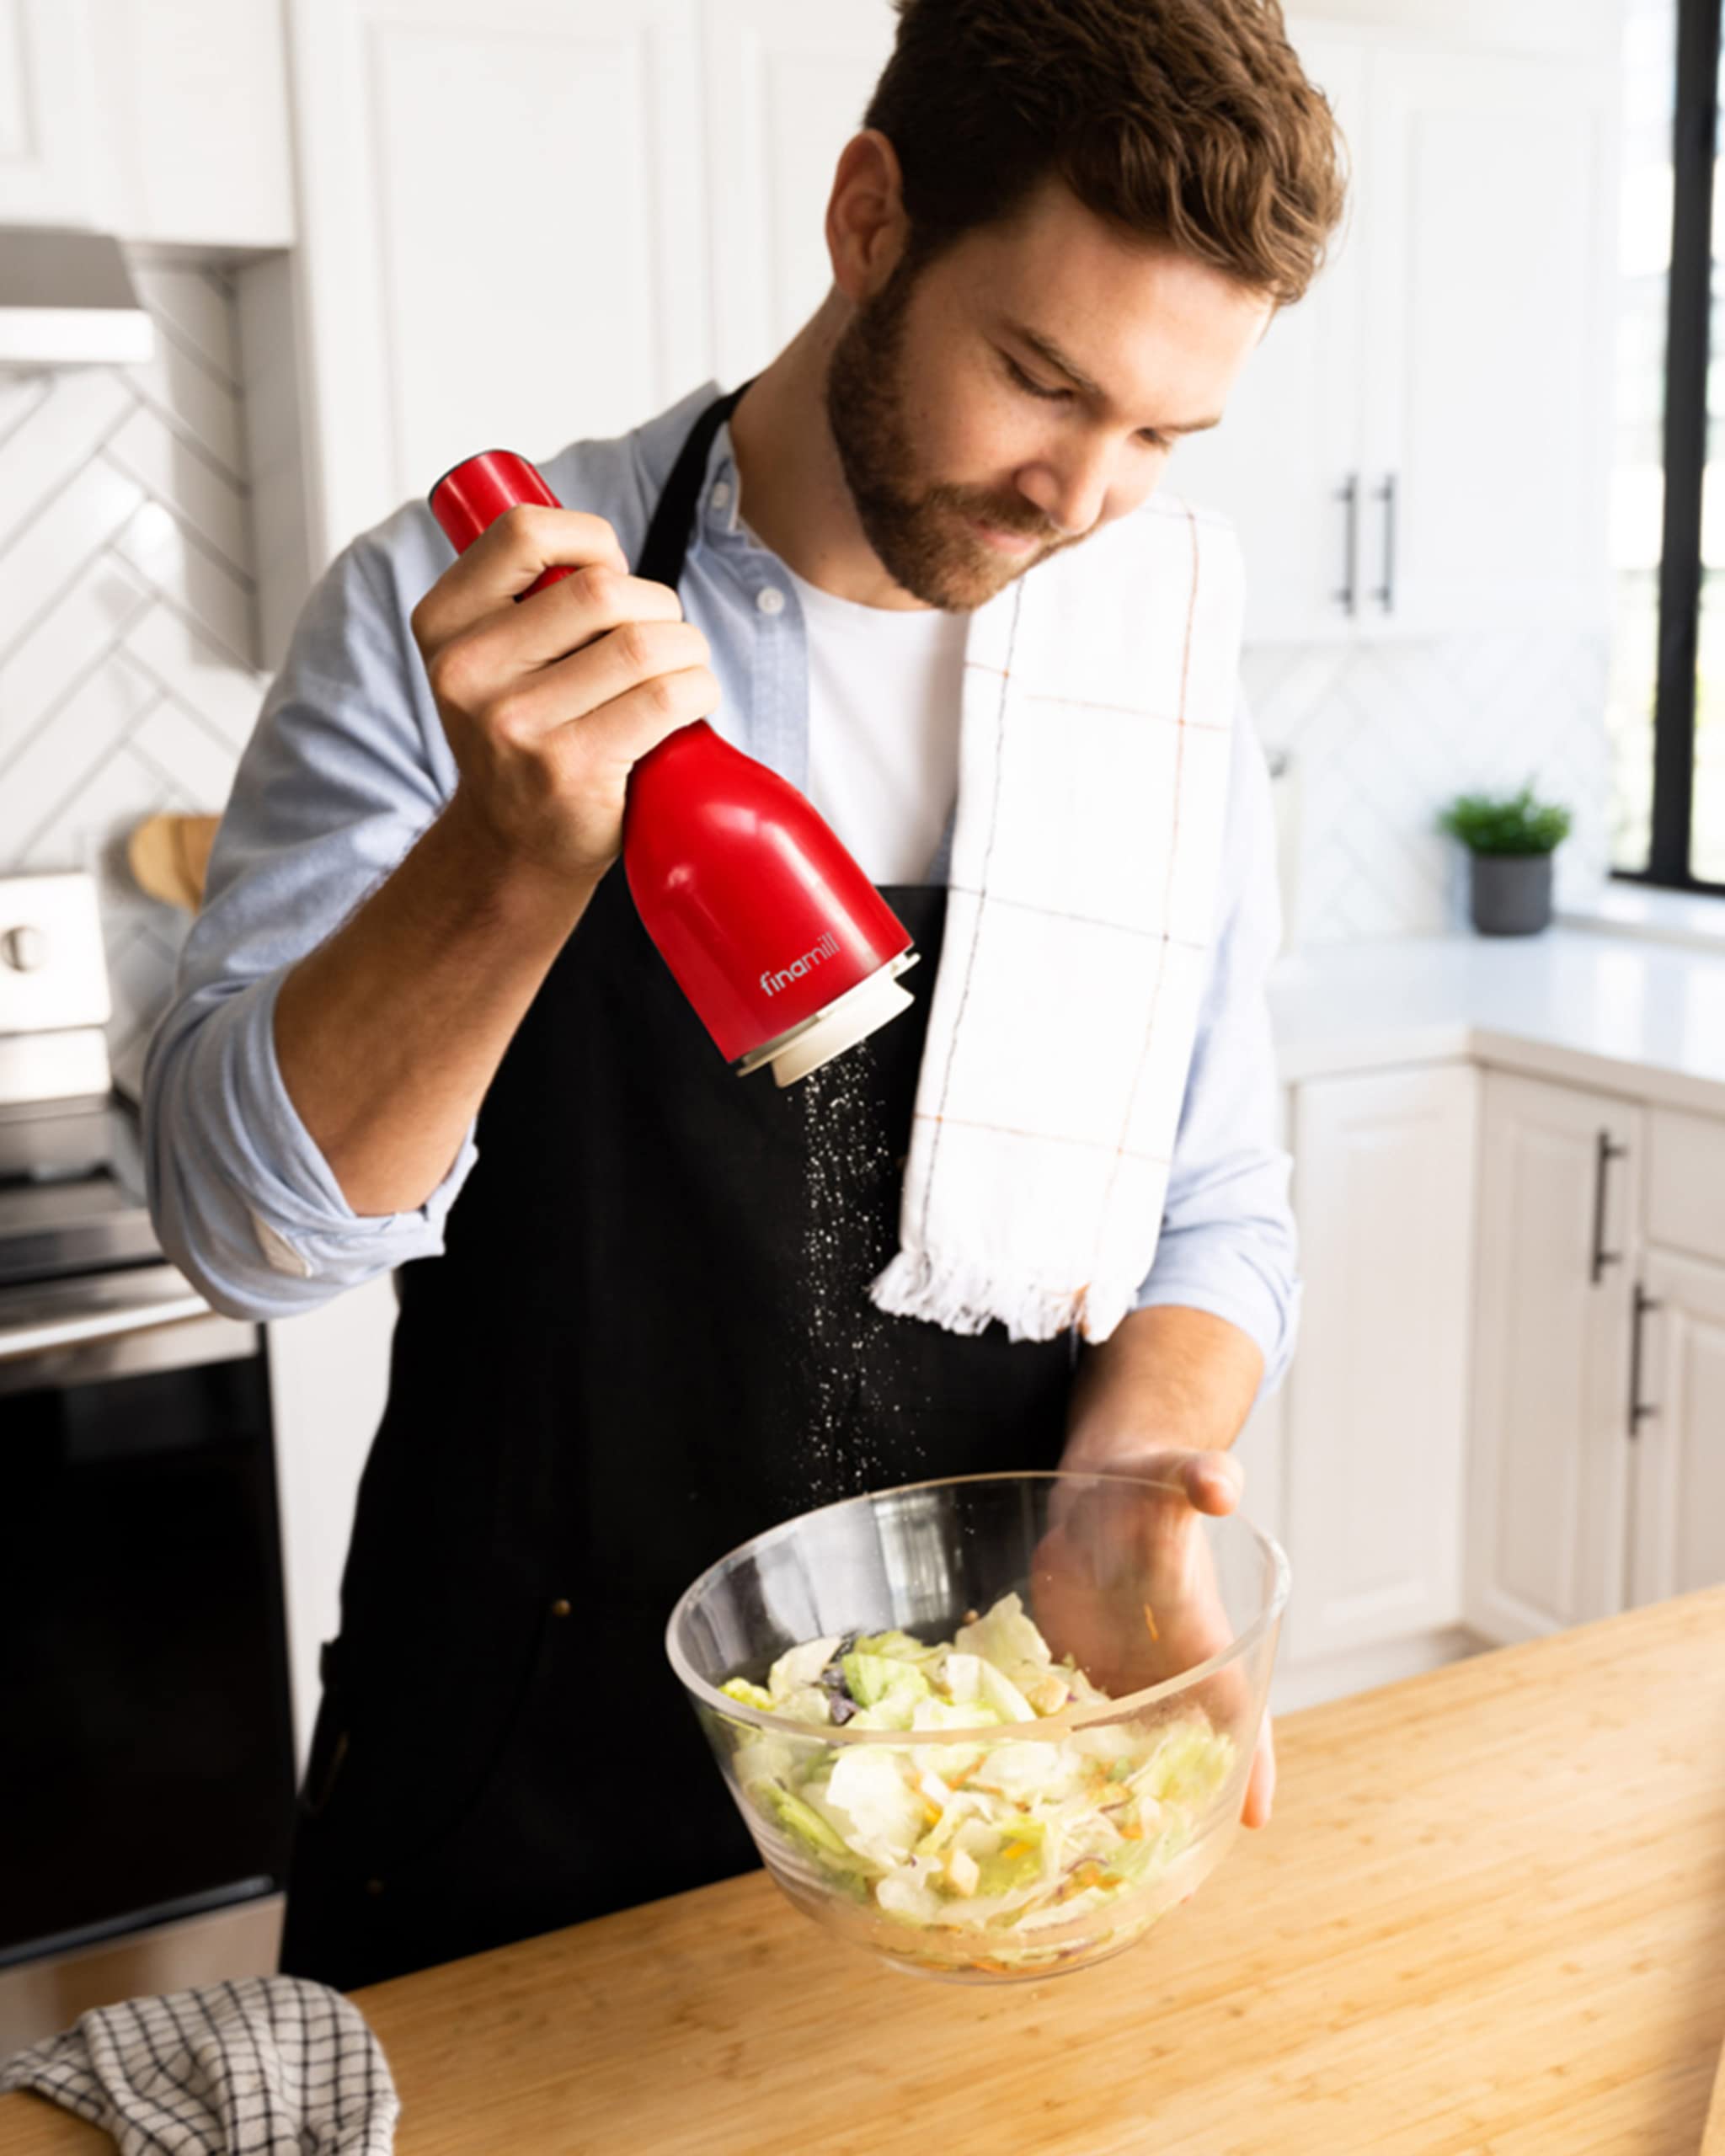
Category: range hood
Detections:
[{"x1": 0, "y1": 227, "x2": 153, "y2": 371}]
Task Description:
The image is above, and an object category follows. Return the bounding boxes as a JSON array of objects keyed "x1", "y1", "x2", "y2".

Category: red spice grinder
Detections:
[{"x1": 429, "y1": 450, "x2": 918, "y2": 1086}]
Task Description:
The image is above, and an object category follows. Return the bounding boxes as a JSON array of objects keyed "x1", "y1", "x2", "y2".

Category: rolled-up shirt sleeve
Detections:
[
  {"x1": 142, "y1": 515, "x2": 470, "y2": 1320},
  {"x1": 1134, "y1": 691, "x2": 1300, "y2": 1397}
]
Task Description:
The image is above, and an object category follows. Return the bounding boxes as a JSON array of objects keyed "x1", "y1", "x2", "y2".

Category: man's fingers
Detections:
[
  {"x1": 1185, "y1": 1450, "x2": 1244, "y2": 1514},
  {"x1": 1241, "y1": 1716, "x2": 1275, "y2": 1829},
  {"x1": 460, "y1": 619, "x2": 713, "y2": 747},
  {"x1": 1058, "y1": 1449, "x2": 1244, "y2": 1523},
  {"x1": 514, "y1": 565, "x2": 686, "y2": 664},
  {"x1": 415, "y1": 504, "x2": 634, "y2": 643},
  {"x1": 553, "y1": 664, "x2": 723, "y2": 775}
]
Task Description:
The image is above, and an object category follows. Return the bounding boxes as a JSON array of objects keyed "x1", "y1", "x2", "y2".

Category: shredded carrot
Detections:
[
  {"x1": 921, "y1": 1801, "x2": 942, "y2": 1824},
  {"x1": 1120, "y1": 1820, "x2": 1145, "y2": 1840},
  {"x1": 1002, "y1": 1839, "x2": 1033, "y2": 1861},
  {"x1": 1143, "y1": 1601, "x2": 1160, "y2": 1641}
]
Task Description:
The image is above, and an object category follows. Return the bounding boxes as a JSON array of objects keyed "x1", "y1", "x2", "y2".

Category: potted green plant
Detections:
[{"x1": 1438, "y1": 783, "x2": 1572, "y2": 937}]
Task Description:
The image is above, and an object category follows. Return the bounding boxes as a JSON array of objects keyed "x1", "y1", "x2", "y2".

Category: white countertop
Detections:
[{"x1": 1268, "y1": 928, "x2": 1725, "y2": 1116}]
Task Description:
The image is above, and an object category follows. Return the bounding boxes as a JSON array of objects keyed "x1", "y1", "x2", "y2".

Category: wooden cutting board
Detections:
[{"x1": 7, "y1": 1584, "x2": 1725, "y2": 2154}]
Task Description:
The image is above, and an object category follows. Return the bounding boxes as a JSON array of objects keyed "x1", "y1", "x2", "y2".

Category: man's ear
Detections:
[{"x1": 825, "y1": 129, "x2": 912, "y2": 305}]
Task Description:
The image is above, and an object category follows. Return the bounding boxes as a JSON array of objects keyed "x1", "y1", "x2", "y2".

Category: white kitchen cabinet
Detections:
[
  {"x1": 85, "y1": 0, "x2": 294, "y2": 250},
  {"x1": 1628, "y1": 1249, "x2": 1725, "y2": 1607},
  {"x1": 1166, "y1": 30, "x2": 1368, "y2": 647},
  {"x1": 1466, "y1": 1072, "x2": 1642, "y2": 1643},
  {"x1": 1279, "y1": 1062, "x2": 1478, "y2": 1665},
  {"x1": 268, "y1": 1274, "x2": 398, "y2": 1773},
  {"x1": 702, "y1": 0, "x2": 897, "y2": 383},
  {"x1": 1174, "y1": 17, "x2": 1614, "y2": 642},
  {"x1": 286, "y1": 0, "x2": 712, "y2": 567},
  {"x1": 0, "y1": 0, "x2": 99, "y2": 224},
  {"x1": 1643, "y1": 1104, "x2": 1725, "y2": 1271},
  {"x1": 1468, "y1": 1075, "x2": 1725, "y2": 1635},
  {"x1": 1228, "y1": 1086, "x2": 1294, "y2": 1562},
  {"x1": 1231, "y1": 1379, "x2": 1285, "y2": 1568},
  {"x1": 1628, "y1": 1104, "x2": 1725, "y2": 1606},
  {"x1": 1280, "y1": 0, "x2": 1620, "y2": 36},
  {"x1": 1359, "y1": 44, "x2": 1610, "y2": 636},
  {"x1": 0, "y1": 1, "x2": 292, "y2": 244}
]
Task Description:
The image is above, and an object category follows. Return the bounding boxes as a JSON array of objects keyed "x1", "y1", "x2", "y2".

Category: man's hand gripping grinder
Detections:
[{"x1": 430, "y1": 450, "x2": 918, "y2": 1086}]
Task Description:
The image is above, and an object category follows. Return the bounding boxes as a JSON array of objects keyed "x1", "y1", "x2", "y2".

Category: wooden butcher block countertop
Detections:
[{"x1": 8, "y1": 1585, "x2": 1725, "y2": 2154}]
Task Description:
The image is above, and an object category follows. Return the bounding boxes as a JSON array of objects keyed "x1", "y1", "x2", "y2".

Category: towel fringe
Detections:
[
  {"x1": 870, "y1": 1251, "x2": 1083, "y2": 1344},
  {"x1": 869, "y1": 1253, "x2": 1140, "y2": 1345}
]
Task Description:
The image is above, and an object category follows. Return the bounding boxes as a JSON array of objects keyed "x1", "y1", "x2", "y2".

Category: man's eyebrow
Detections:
[{"x1": 1004, "y1": 320, "x2": 1224, "y2": 435}]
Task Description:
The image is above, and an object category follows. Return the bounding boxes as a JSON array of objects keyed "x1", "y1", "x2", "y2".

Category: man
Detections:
[{"x1": 145, "y1": 0, "x2": 1343, "y2": 1988}]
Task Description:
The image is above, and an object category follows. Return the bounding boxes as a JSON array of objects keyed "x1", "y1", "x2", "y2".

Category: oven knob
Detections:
[{"x1": 1, "y1": 924, "x2": 48, "y2": 972}]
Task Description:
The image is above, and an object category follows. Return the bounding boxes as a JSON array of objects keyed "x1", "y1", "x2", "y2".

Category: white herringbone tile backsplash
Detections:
[
  {"x1": 1246, "y1": 631, "x2": 1610, "y2": 947},
  {"x1": 0, "y1": 270, "x2": 1612, "y2": 1084},
  {"x1": 0, "y1": 263, "x2": 269, "y2": 1092}
]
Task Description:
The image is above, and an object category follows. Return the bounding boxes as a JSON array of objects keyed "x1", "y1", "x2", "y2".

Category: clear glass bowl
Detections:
[{"x1": 665, "y1": 1470, "x2": 1290, "y2": 1984}]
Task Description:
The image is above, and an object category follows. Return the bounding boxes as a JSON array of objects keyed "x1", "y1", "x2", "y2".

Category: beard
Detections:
[{"x1": 823, "y1": 254, "x2": 1078, "y2": 612}]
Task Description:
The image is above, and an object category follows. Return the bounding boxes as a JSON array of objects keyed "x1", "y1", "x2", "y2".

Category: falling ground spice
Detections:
[{"x1": 794, "y1": 1040, "x2": 918, "y2": 1501}]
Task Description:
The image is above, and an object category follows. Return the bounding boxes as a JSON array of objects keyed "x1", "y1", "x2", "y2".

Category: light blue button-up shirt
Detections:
[{"x1": 143, "y1": 379, "x2": 1300, "y2": 1390}]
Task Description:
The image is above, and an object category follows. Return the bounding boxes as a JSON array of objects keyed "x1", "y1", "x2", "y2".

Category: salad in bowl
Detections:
[{"x1": 666, "y1": 1471, "x2": 1287, "y2": 1982}]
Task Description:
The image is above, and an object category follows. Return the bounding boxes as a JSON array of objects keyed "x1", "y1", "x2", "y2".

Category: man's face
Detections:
[{"x1": 825, "y1": 176, "x2": 1274, "y2": 612}]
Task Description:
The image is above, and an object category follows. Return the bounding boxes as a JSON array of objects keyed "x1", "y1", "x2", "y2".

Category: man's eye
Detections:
[
  {"x1": 1003, "y1": 355, "x2": 1069, "y2": 401},
  {"x1": 1003, "y1": 352, "x2": 1171, "y2": 451}
]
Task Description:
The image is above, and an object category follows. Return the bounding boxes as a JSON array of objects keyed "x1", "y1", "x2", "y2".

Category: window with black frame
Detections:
[{"x1": 1610, "y1": 0, "x2": 1725, "y2": 891}]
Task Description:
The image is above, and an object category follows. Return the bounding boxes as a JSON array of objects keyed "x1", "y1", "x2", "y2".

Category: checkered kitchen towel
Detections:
[
  {"x1": 872, "y1": 493, "x2": 1245, "y2": 1345},
  {"x1": 0, "y1": 1977, "x2": 399, "y2": 2154}
]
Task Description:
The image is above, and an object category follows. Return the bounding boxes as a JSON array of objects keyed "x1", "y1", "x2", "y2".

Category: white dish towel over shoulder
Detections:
[
  {"x1": 870, "y1": 495, "x2": 1245, "y2": 1346},
  {"x1": 0, "y1": 1976, "x2": 400, "y2": 2156}
]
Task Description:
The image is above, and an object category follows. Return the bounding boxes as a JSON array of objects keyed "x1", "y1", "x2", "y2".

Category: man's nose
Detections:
[{"x1": 1016, "y1": 450, "x2": 1114, "y2": 541}]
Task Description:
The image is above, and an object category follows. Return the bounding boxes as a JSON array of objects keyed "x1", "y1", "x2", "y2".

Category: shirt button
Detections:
[
  {"x1": 756, "y1": 585, "x2": 786, "y2": 616},
  {"x1": 710, "y1": 481, "x2": 732, "y2": 510}
]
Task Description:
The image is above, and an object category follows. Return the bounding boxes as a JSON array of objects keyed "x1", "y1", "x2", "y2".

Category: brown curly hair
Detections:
[{"x1": 862, "y1": 0, "x2": 1347, "y2": 307}]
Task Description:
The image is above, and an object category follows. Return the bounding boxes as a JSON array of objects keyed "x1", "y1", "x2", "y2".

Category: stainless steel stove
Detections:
[
  {"x1": 0, "y1": 872, "x2": 296, "y2": 2049},
  {"x1": 0, "y1": 873, "x2": 226, "y2": 1386}
]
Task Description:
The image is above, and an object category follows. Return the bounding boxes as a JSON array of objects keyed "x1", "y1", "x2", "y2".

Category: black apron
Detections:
[{"x1": 278, "y1": 387, "x2": 1076, "y2": 1991}]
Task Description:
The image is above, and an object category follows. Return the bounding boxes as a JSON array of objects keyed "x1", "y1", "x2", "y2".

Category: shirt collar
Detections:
[
  {"x1": 699, "y1": 424, "x2": 749, "y2": 544},
  {"x1": 628, "y1": 378, "x2": 757, "y2": 552}
]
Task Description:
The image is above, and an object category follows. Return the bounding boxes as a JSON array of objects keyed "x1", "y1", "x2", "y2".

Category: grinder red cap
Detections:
[{"x1": 430, "y1": 451, "x2": 575, "y2": 599}]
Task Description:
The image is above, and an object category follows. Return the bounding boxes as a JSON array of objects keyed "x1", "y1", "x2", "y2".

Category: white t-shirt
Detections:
[{"x1": 783, "y1": 563, "x2": 969, "y2": 886}]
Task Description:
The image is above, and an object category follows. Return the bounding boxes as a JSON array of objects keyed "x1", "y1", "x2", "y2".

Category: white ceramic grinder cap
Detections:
[{"x1": 737, "y1": 953, "x2": 919, "y2": 1087}]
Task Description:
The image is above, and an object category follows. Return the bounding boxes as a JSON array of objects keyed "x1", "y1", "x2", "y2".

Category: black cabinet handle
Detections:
[
  {"x1": 1590, "y1": 1131, "x2": 1628, "y2": 1285},
  {"x1": 1333, "y1": 474, "x2": 1359, "y2": 616},
  {"x1": 1628, "y1": 1284, "x2": 1660, "y2": 1438},
  {"x1": 1372, "y1": 473, "x2": 1397, "y2": 613}
]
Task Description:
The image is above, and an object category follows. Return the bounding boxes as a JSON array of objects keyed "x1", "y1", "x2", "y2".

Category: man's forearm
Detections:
[
  {"x1": 273, "y1": 795, "x2": 598, "y2": 1217},
  {"x1": 1061, "y1": 1304, "x2": 1264, "y2": 1465}
]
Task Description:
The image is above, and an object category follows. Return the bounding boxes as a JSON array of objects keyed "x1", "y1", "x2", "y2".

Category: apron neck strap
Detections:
[{"x1": 635, "y1": 378, "x2": 755, "y2": 590}]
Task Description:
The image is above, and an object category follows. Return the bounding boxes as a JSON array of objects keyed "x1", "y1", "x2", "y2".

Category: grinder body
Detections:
[{"x1": 427, "y1": 449, "x2": 916, "y2": 1085}]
